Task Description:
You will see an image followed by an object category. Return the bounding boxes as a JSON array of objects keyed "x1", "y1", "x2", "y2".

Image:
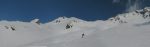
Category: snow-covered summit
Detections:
[
  {"x1": 30, "y1": 19, "x2": 40, "y2": 25},
  {"x1": 107, "y1": 7, "x2": 150, "y2": 24},
  {"x1": 52, "y1": 16, "x2": 85, "y2": 24}
]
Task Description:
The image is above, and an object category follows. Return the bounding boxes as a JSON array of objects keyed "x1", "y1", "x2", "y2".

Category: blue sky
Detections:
[{"x1": 0, "y1": 0, "x2": 150, "y2": 23}]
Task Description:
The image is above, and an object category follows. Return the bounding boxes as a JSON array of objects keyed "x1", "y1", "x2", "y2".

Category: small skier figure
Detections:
[{"x1": 81, "y1": 33, "x2": 85, "y2": 38}]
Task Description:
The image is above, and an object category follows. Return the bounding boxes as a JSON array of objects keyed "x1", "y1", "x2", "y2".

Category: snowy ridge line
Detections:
[{"x1": 0, "y1": 7, "x2": 149, "y2": 25}]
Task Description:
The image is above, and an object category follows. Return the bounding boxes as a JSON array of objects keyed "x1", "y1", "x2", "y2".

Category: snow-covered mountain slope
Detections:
[
  {"x1": 26, "y1": 23, "x2": 150, "y2": 47},
  {"x1": 0, "y1": 7, "x2": 150, "y2": 47}
]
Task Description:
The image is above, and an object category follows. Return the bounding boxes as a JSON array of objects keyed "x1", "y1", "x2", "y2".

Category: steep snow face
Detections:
[{"x1": 0, "y1": 7, "x2": 150, "y2": 47}]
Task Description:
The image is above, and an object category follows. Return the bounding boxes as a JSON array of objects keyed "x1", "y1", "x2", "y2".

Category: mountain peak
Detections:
[
  {"x1": 30, "y1": 19, "x2": 40, "y2": 25},
  {"x1": 52, "y1": 16, "x2": 84, "y2": 24},
  {"x1": 108, "y1": 7, "x2": 150, "y2": 24}
]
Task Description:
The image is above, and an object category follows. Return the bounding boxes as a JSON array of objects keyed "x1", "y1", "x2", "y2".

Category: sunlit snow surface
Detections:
[{"x1": 0, "y1": 7, "x2": 150, "y2": 47}]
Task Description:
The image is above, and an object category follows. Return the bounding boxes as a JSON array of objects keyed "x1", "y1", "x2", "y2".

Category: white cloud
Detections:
[{"x1": 126, "y1": 0, "x2": 142, "y2": 12}]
